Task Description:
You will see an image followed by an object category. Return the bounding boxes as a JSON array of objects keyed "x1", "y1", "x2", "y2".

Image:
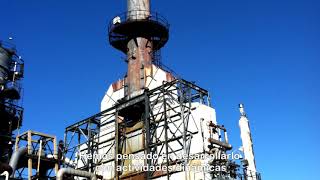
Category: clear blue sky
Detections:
[{"x1": 1, "y1": 0, "x2": 319, "y2": 179}]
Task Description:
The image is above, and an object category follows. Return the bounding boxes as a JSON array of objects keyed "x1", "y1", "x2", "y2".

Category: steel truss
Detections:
[
  {"x1": 63, "y1": 115, "x2": 100, "y2": 172},
  {"x1": 63, "y1": 79, "x2": 209, "y2": 180}
]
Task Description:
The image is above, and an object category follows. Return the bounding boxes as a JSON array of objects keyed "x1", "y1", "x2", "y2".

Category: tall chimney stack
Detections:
[
  {"x1": 239, "y1": 103, "x2": 257, "y2": 180},
  {"x1": 126, "y1": 0, "x2": 152, "y2": 98},
  {"x1": 108, "y1": 0, "x2": 169, "y2": 99}
]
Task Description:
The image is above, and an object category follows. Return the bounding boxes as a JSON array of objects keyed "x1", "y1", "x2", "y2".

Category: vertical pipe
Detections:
[
  {"x1": 207, "y1": 92, "x2": 211, "y2": 107},
  {"x1": 14, "y1": 134, "x2": 19, "y2": 152},
  {"x1": 224, "y1": 130, "x2": 229, "y2": 144},
  {"x1": 37, "y1": 140, "x2": 42, "y2": 174},
  {"x1": 199, "y1": 93, "x2": 203, "y2": 104},
  {"x1": 53, "y1": 136, "x2": 59, "y2": 175},
  {"x1": 27, "y1": 131, "x2": 32, "y2": 180}
]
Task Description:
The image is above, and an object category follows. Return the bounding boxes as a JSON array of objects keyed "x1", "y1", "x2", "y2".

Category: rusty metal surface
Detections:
[
  {"x1": 121, "y1": 171, "x2": 146, "y2": 180},
  {"x1": 112, "y1": 79, "x2": 125, "y2": 92},
  {"x1": 166, "y1": 72, "x2": 175, "y2": 82},
  {"x1": 126, "y1": 38, "x2": 153, "y2": 98},
  {"x1": 125, "y1": 0, "x2": 153, "y2": 98}
]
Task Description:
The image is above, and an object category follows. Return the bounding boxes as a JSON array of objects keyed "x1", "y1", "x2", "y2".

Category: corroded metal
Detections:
[
  {"x1": 127, "y1": 38, "x2": 153, "y2": 98},
  {"x1": 126, "y1": 0, "x2": 153, "y2": 99}
]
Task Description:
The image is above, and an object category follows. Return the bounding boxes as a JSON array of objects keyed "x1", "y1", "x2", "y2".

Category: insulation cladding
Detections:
[
  {"x1": 97, "y1": 65, "x2": 219, "y2": 179},
  {"x1": 239, "y1": 104, "x2": 257, "y2": 180}
]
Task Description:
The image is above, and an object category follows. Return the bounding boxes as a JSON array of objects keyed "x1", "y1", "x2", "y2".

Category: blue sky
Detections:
[{"x1": 1, "y1": 0, "x2": 319, "y2": 179}]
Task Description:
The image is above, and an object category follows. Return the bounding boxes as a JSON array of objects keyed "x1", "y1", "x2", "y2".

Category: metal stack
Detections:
[{"x1": 0, "y1": 39, "x2": 24, "y2": 173}]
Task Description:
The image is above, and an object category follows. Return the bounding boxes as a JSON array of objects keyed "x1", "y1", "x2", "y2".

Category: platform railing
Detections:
[{"x1": 108, "y1": 10, "x2": 169, "y2": 33}]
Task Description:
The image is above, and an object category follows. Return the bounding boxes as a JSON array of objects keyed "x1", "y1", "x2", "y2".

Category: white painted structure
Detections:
[
  {"x1": 95, "y1": 65, "x2": 220, "y2": 180},
  {"x1": 239, "y1": 104, "x2": 257, "y2": 180}
]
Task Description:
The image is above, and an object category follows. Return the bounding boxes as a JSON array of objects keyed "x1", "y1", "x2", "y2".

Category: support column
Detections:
[{"x1": 27, "y1": 131, "x2": 32, "y2": 180}]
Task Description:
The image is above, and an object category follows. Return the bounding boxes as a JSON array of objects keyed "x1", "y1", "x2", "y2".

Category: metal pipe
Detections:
[
  {"x1": 37, "y1": 140, "x2": 42, "y2": 174},
  {"x1": 56, "y1": 168, "x2": 97, "y2": 180},
  {"x1": 224, "y1": 130, "x2": 229, "y2": 144},
  {"x1": 9, "y1": 147, "x2": 27, "y2": 177},
  {"x1": 46, "y1": 154, "x2": 75, "y2": 167},
  {"x1": 1, "y1": 171, "x2": 9, "y2": 180},
  {"x1": 208, "y1": 138, "x2": 232, "y2": 150}
]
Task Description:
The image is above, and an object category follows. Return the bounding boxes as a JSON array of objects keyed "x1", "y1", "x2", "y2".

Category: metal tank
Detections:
[
  {"x1": 0, "y1": 40, "x2": 24, "y2": 168},
  {"x1": 0, "y1": 46, "x2": 12, "y2": 87}
]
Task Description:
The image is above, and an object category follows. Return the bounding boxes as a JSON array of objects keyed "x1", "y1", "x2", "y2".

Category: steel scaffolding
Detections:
[
  {"x1": 63, "y1": 79, "x2": 211, "y2": 180},
  {"x1": 14, "y1": 130, "x2": 59, "y2": 180}
]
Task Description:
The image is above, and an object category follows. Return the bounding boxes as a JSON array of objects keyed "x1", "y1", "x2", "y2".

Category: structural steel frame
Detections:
[
  {"x1": 63, "y1": 79, "x2": 209, "y2": 180},
  {"x1": 63, "y1": 79, "x2": 261, "y2": 180},
  {"x1": 14, "y1": 130, "x2": 58, "y2": 180}
]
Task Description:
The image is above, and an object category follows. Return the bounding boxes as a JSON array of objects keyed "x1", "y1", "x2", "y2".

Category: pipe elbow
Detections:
[{"x1": 56, "y1": 168, "x2": 97, "y2": 180}]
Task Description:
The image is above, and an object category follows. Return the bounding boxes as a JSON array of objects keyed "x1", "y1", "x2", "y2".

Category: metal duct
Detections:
[
  {"x1": 9, "y1": 147, "x2": 27, "y2": 177},
  {"x1": 208, "y1": 138, "x2": 232, "y2": 150},
  {"x1": 56, "y1": 168, "x2": 97, "y2": 180}
]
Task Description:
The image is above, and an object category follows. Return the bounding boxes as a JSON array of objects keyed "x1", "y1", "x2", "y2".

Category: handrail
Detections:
[{"x1": 108, "y1": 10, "x2": 169, "y2": 33}]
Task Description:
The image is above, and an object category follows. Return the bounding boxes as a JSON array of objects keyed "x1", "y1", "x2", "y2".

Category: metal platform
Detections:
[{"x1": 108, "y1": 11, "x2": 169, "y2": 53}]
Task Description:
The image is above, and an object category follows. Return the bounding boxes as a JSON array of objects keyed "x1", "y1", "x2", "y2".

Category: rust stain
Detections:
[
  {"x1": 127, "y1": 37, "x2": 153, "y2": 97},
  {"x1": 121, "y1": 171, "x2": 146, "y2": 180},
  {"x1": 166, "y1": 72, "x2": 175, "y2": 82},
  {"x1": 112, "y1": 79, "x2": 125, "y2": 92}
]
